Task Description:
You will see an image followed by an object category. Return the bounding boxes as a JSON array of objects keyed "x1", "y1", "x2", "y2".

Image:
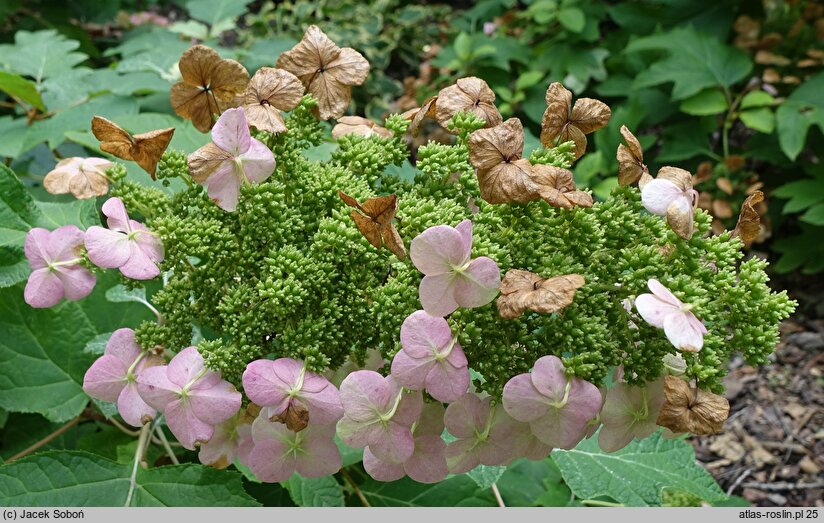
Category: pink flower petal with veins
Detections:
[
  {"x1": 212, "y1": 107, "x2": 251, "y2": 155},
  {"x1": 635, "y1": 279, "x2": 707, "y2": 353}
]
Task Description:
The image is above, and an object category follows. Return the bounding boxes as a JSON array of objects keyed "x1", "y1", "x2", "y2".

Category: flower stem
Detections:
[
  {"x1": 5, "y1": 415, "x2": 82, "y2": 463},
  {"x1": 340, "y1": 467, "x2": 370, "y2": 507},
  {"x1": 154, "y1": 422, "x2": 179, "y2": 465},
  {"x1": 124, "y1": 422, "x2": 152, "y2": 507},
  {"x1": 491, "y1": 483, "x2": 506, "y2": 507}
]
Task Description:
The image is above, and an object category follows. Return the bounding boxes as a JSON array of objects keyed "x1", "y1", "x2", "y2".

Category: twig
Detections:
[
  {"x1": 339, "y1": 468, "x2": 370, "y2": 507},
  {"x1": 741, "y1": 481, "x2": 824, "y2": 491},
  {"x1": 124, "y1": 423, "x2": 151, "y2": 507},
  {"x1": 154, "y1": 424, "x2": 179, "y2": 465},
  {"x1": 761, "y1": 440, "x2": 808, "y2": 454},
  {"x1": 491, "y1": 483, "x2": 506, "y2": 507},
  {"x1": 727, "y1": 468, "x2": 752, "y2": 496},
  {"x1": 6, "y1": 416, "x2": 82, "y2": 463}
]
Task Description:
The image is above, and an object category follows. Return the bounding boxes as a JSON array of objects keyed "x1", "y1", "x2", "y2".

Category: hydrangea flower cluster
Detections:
[{"x1": 22, "y1": 28, "x2": 795, "y2": 485}]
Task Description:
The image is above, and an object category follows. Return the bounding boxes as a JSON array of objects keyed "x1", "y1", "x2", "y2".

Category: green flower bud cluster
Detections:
[
  {"x1": 529, "y1": 141, "x2": 576, "y2": 167},
  {"x1": 118, "y1": 96, "x2": 794, "y2": 398}
]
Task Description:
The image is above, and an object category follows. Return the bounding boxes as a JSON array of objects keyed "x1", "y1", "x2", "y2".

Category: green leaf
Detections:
[
  {"x1": 515, "y1": 70, "x2": 545, "y2": 91},
  {"x1": 0, "y1": 164, "x2": 40, "y2": 288},
  {"x1": 627, "y1": 27, "x2": 752, "y2": 100},
  {"x1": 497, "y1": 458, "x2": 573, "y2": 507},
  {"x1": 168, "y1": 20, "x2": 211, "y2": 41},
  {"x1": 0, "y1": 71, "x2": 45, "y2": 111},
  {"x1": 773, "y1": 178, "x2": 824, "y2": 214},
  {"x1": 106, "y1": 284, "x2": 148, "y2": 305},
  {"x1": 593, "y1": 177, "x2": 618, "y2": 200},
  {"x1": 0, "y1": 116, "x2": 28, "y2": 158},
  {"x1": 740, "y1": 91, "x2": 775, "y2": 109},
  {"x1": 35, "y1": 199, "x2": 98, "y2": 231},
  {"x1": 241, "y1": 37, "x2": 298, "y2": 72},
  {"x1": 359, "y1": 474, "x2": 495, "y2": 506},
  {"x1": 466, "y1": 464, "x2": 506, "y2": 489},
  {"x1": 776, "y1": 72, "x2": 824, "y2": 160},
  {"x1": 558, "y1": 8, "x2": 585, "y2": 32},
  {"x1": 552, "y1": 431, "x2": 727, "y2": 506},
  {"x1": 740, "y1": 107, "x2": 775, "y2": 134},
  {"x1": 187, "y1": 0, "x2": 254, "y2": 28},
  {"x1": 454, "y1": 32, "x2": 472, "y2": 61},
  {"x1": 0, "y1": 451, "x2": 260, "y2": 506},
  {"x1": 773, "y1": 225, "x2": 824, "y2": 274},
  {"x1": 334, "y1": 435, "x2": 363, "y2": 467},
  {"x1": 283, "y1": 474, "x2": 344, "y2": 507},
  {"x1": 679, "y1": 88, "x2": 728, "y2": 116},
  {"x1": 801, "y1": 202, "x2": 824, "y2": 226},
  {"x1": 0, "y1": 30, "x2": 87, "y2": 83}
]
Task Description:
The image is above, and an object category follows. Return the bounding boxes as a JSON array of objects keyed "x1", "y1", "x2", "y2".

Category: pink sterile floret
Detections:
[
  {"x1": 409, "y1": 219, "x2": 501, "y2": 317},
  {"x1": 598, "y1": 379, "x2": 665, "y2": 453},
  {"x1": 136, "y1": 346, "x2": 242, "y2": 450},
  {"x1": 391, "y1": 310, "x2": 470, "y2": 402},
  {"x1": 24, "y1": 225, "x2": 96, "y2": 308},
  {"x1": 502, "y1": 355, "x2": 603, "y2": 450},
  {"x1": 194, "y1": 107, "x2": 276, "y2": 212},
  {"x1": 84, "y1": 197, "x2": 164, "y2": 280},
  {"x1": 82, "y1": 328, "x2": 160, "y2": 427},
  {"x1": 444, "y1": 393, "x2": 528, "y2": 474},
  {"x1": 198, "y1": 413, "x2": 255, "y2": 469},
  {"x1": 247, "y1": 415, "x2": 341, "y2": 482},
  {"x1": 363, "y1": 402, "x2": 448, "y2": 484},
  {"x1": 641, "y1": 177, "x2": 698, "y2": 236},
  {"x1": 336, "y1": 370, "x2": 423, "y2": 464},
  {"x1": 635, "y1": 278, "x2": 708, "y2": 353},
  {"x1": 242, "y1": 357, "x2": 343, "y2": 427}
]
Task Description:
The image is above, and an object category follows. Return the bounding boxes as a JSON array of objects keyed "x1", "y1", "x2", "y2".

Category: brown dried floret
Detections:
[
  {"x1": 731, "y1": 190, "x2": 765, "y2": 246},
  {"x1": 656, "y1": 375, "x2": 730, "y2": 435},
  {"x1": 338, "y1": 191, "x2": 406, "y2": 260},
  {"x1": 91, "y1": 116, "x2": 174, "y2": 179},
  {"x1": 276, "y1": 25, "x2": 370, "y2": 120},
  {"x1": 170, "y1": 45, "x2": 249, "y2": 132},
  {"x1": 531, "y1": 164, "x2": 594, "y2": 209},
  {"x1": 497, "y1": 270, "x2": 585, "y2": 319},
  {"x1": 403, "y1": 96, "x2": 437, "y2": 137},
  {"x1": 435, "y1": 77, "x2": 502, "y2": 133},
  {"x1": 331, "y1": 116, "x2": 392, "y2": 140},
  {"x1": 617, "y1": 125, "x2": 651, "y2": 187},
  {"x1": 241, "y1": 67, "x2": 305, "y2": 134},
  {"x1": 540, "y1": 82, "x2": 611, "y2": 159}
]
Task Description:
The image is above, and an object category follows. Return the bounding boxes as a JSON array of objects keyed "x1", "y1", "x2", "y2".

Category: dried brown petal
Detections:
[
  {"x1": 242, "y1": 67, "x2": 305, "y2": 133},
  {"x1": 273, "y1": 402, "x2": 310, "y2": 432},
  {"x1": 497, "y1": 269, "x2": 585, "y2": 319},
  {"x1": 656, "y1": 376, "x2": 730, "y2": 435},
  {"x1": 658, "y1": 166, "x2": 693, "y2": 191},
  {"x1": 617, "y1": 125, "x2": 648, "y2": 186},
  {"x1": 405, "y1": 96, "x2": 437, "y2": 137},
  {"x1": 170, "y1": 45, "x2": 250, "y2": 132},
  {"x1": 540, "y1": 82, "x2": 610, "y2": 159},
  {"x1": 531, "y1": 164, "x2": 594, "y2": 208},
  {"x1": 697, "y1": 192, "x2": 713, "y2": 211},
  {"x1": 716, "y1": 177, "x2": 734, "y2": 195},
  {"x1": 331, "y1": 116, "x2": 392, "y2": 139},
  {"x1": 724, "y1": 155, "x2": 746, "y2": 172},
  {"x1": 91, "y1": 116, "x2": 174, "y2": 179},
  {"x1": 732, "y1": 190, "x2": 764, "y2": 246},
  {"x1": 694, "y1": 161, "x2": 713, "y2": 185},
  {"x1": 276, "y1": 25, "x2": 369, "y2": 120},
  {"x1": 338, "y1": 191, "x2": 406, "y2": 260},
  {"x1": 435, "y1": 77, "x2": 502, "y2": 133},
  {"x1": 187, "y1": 142, "x2": 232, "y2": 184},
  {"x1": 712, "y1": 199, "x2": 733, "y2": 219}
]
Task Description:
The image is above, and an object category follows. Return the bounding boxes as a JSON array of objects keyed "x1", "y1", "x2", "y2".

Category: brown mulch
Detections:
[{"x1": 689, "y1": 273, "x2": 824, "y2": 507}]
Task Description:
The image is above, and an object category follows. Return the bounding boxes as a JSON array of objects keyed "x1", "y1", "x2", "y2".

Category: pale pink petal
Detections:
[
  {"x1": 647, "y1": 279, "x2": 682, "y2": 307},
  {"x1": 235, "y1": 423, "x2": 254, "y2": 465},
  {"x1": 205, "y1": 163, "x2": 241, "y2": 212},
  {"x1": 641, "y1": 179, "x2": 683, "y2": 216},
  {"x1": 165, "y1": 398, "x2": 214, "y2": 450},
  {"x1": 83, "y1": 354, "x2": 128, "y2": 403},
  {"x1": 502, "y1": 373, "x2": 548, "y2": 422},
  {"x1": 400, "y1": 310, "x2": 453, "y2": 360},
  {"x1": 296, "y1": 428, "x2": 342, "y2": 477},
  {"x1": 368, "y1": 422, "x2": 415, "y2": 463},
  {"x1": 598, "y1": 422, "x2": 634, "y2": 453},
  {"x1": 410, "y1": 225, "x2": 470, "y2": 275},
  {"x1": 363, "y1": 448, "x2": 405, "y2": 481},
  {"x1": 303, "y1": 383, "x2": 344, "y2": 426},
  {"x1": 188, "y1": 381, "x2": 242, "y2": 425},
  {"x1": 242, "y1": 359, "x2": 291, "y2": 411},
  {"x1": 391, "y1": 387, "x2": 423, "y2": 426},
  {"x1": 390, "y1": 350, "x2": 433, "y2": 391},
  {"x1": 166, "y1": 347, "x2": 205, "y2": 388},
  {"x1": 24, "y1": 228, "x2": 52, "y2": 269},
  {"x1": 521, "y1": 430, "x2": 553, "y2": 461},
  {"x1": 445, "y1": 438, "x2": 480, "y2": 474},
  {"x1": 117, "y1": 382, "x2": 156, "y2": 427},
  {"x1": 105, "y1": 329, "x2": 142, "y2": 366},
  {"x1": 415, "y1": 402, "x2": 445, "y2": 436},
  {"x1": 49, "y1": 225, "x2": 86, "y2": 262},
  {"x1": 83, "y1": 157, "x2": 114, "y2": 170},
  {"x1": 239, "y1": 139, "x2": 276, "y2": 183},
  {"x1": 24, "y1": 268, "x2": 64, "y2": 308},
  {"x1": 663, "y1": 312, "x2": 704, "y2": 352},
  {"x1": 271, "y1": 357, "x2": 304, "y2": 388},
  {"x1": 198, "y1": 421, "x2": 234, "y2": 466},
  {"x1": 339, "y1": 370, "x2": 392, "y2": 422},
  {"x1": 529, "y1": 355, "x2": 567, "y2": 401},
  {"x1": 136, "y1": 366, "x2": 180, "y2": 411},
  {"x1": 635, "y1": 294, "x2": 679, "y2": 329},
  {"x1": 212, "y1": 107, "x2": 251, "y2": 156},
  {"x1": 102, "y1": 197, "x2": 131, "y2": 233},
  {"x1": 405, "y1": 434, "x2": 448, "y2": 483},
  {"x1": 443, "y1": 393, "x2": 486, "y2": 438},
  {"x1": 424, "y1": 360, "x2": 469, "y2": 403},
  {"x1": 248, "y1": 439, "x2": 296, "y2": 482},
  {"x1": 131, "y1": 223, "x2": 164, "y2": 263},
  {"x1": 453, "y1": 256, "x2": 500, "y2": 308},
  {"x1": 454, "y1": 219, "x2": 474, "y2": 253},
  {"x1": 445, "y1": 341, "x2": 468, "y2": 368},
  {"x1": 336, "y1": 415, "x2": 379, "y2": 448},
  {"x1": 419, "y1": 273, "x2": 459, "y2": 317},
  {"x1": 55, "y1": 266, "x2": 96, "y2": 300},
  {"x1": 119, "y1": 240, "x2": 161, "y2": 280},
  {"x1": 688, "y1": 313, "x2": 708, "y2": 335},
  {"x1": 85, "y1": 226, "x2": 131, "y2": 269}
]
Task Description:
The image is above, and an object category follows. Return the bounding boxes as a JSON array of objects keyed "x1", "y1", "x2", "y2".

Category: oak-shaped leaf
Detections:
[
  {"x1": 436, "y1": 77, "x2": 502, "y2": 133},
  {"x1": 331, "y1": 116, "x2": 392, "y2": 140},
  {"x1": 241, "y1": 67, "x2": 305, "y2": 134},
  {"x1": 531, "y1": 164, "x2": 594, "y2": 208},
  {"x1": 170, "y1": 45, "x2": 250, "y2": 132},
  {"x1": 276, "y1": 25, "x2": 369, "y2": 120},
  {"x1": 339, "y1": 191, "x2": 406, "y2": 260},
  {"x1": 731, "y1": 190, "x2": 764, "y2": 246},
  {"x1": 656, "y1": 375, "x2": 729, "y2": 435},
  {"x1": 617, "y1": 125, "x2": 651, "y2": 187},
  {"x1": 497, "y1": 269, "x2": 585, "y2": 319},
  {"x1": 468, "y1": 118, "x2": 537, "y2": 204},
  {"x1": 540, "y1": 82, "x2": 611, "y2": 159},
  {"x1": 91, "y1": 116, "x2": 174, "y2": 179}
]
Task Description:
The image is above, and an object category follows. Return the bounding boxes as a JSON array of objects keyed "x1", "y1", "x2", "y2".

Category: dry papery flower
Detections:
[
  {"x1": 241, "y1": 67, "x2": 305, "y2": 134},
  {"x1": 541, "y1": 82, "x2": 610, "y2": 159},
  {"x1": 732, "y1": 190, "x2": 765, "y2": 246},
  {"x1": 338, "y1": 191, "x2": 406, "y2": 260},
  {"x1": 436, "y1": 77, "x2": 502, "y2": 133},
  {"x1": 497, "y1": 270, "x2": 585, "y2": 320},
  {"x1": 656, "y1": 375, "x2": 729, "y2": 435},
  {"x1": 91, "y1": 116, "x2": 174, "y2": 179},
  {"x1": 616, "y1": 125, "x2": 651, "y2": 188}
]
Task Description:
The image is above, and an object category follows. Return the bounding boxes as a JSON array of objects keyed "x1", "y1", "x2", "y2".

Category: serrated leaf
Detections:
[
  {"x1": 0, "y1": 164, "x2": 41, "y2": 288},
  {"x1": 773, "y1": 178, "x2": 824, "y2": 214},
  {"x1": 679, "y1": 88, "x2": 728, "y2": 115},
  {"x1": 283, "y1": 474, "x2": 344, "y2": 507},
  {"x1": 497, "y1": 458, "x2": 572, "y2": 507},
  {"x1": 552, "y1": 431, "x2": 727, "y2": 506},
  {"x1": 776, "y1": 72, "x2": 824, "y2": 161},
  {"x1": 740, "y1": 107, "x2": 775, "y2": 134},
  {"x1": 627, "y1": 27, "x2": 752, "y2": 100},
  {"x1": 0, "y1": 70, "x2": 45, "y2": 111},
  {"x1": 0, "y1": 451, "x2": 260, "y2": 506},
  {"x1": 359, "y1": 474, "x2": 495, "y2": 506},
  {"x1": 0, "y1": 30, "x2": 87, "y2": 83},
  {"x1": 466, "y1": 464, "x2": 506, "y2": 489},
  {"x1": 35, "y1": 199, "x2": 99, "y2": 231}
]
